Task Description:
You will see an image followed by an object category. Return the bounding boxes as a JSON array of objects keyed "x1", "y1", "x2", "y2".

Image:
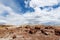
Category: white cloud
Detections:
[
  {"x1": 0, "y1": 0, "x2": 60, "y2": 25},
  {"x1": 30, "y1": 0, "x2": 58, "y2": 8},
  {"x1": 23, "y1": 0, "x2": 60, "y2": 25},
  {"x1": 0, "y1": 3, "x2": 25, "y2": 25}
]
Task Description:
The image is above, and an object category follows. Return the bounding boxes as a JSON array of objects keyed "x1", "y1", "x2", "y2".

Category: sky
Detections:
[{"x1": 0, "y1": 0, "x2": 60, "y2": 25}]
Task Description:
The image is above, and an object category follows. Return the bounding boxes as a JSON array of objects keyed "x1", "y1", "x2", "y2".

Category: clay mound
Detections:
[{"x1": 0, "y1": 25, "x2": 60, "y2": 40}]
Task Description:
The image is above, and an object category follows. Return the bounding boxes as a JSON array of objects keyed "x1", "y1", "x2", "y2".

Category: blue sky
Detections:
[
  {"x1": 0, "y1": 0, "x2": 35, "y2": 13},
  {"x1": 0, "y1": 0, "x2": 60, "y2": 25}
]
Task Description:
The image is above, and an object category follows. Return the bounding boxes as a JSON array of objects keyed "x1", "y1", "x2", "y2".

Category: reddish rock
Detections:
[{"x1": 0, "y1": 25, "x2": 60, "y2": 40}]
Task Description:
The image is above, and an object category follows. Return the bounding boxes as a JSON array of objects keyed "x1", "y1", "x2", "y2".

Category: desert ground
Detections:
[{"x1": 0, "y1": 25, "x2": 60, "y2": 40}]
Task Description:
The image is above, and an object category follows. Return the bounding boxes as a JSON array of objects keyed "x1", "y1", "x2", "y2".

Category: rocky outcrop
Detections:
[{"x1": 0, "y1": 25, "x2": 60, "y2": 40}]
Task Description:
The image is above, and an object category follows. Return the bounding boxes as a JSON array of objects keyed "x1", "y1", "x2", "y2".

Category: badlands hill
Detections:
[{"x1": 0, "y1": 25, "x2": 60, "y2": 40}]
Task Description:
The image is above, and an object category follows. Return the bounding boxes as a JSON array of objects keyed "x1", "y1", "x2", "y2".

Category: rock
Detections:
[{"x1": 0, "y1": 25, "x2": 60, "y2": 40}]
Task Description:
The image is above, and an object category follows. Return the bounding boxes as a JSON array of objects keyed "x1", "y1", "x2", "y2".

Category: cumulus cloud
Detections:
[
  {"x1": 0, "y1": 0, "x2": 60, "y2": 25},
  {"x1": 0, "y1": 3, "x2": 25, "y2": 25},
  {"x1": 23, "y1": 0, "x2": 60, "y2": 25},
  {"x1": 30, "y1": 0, "x2": 58, "y2": 8}
]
